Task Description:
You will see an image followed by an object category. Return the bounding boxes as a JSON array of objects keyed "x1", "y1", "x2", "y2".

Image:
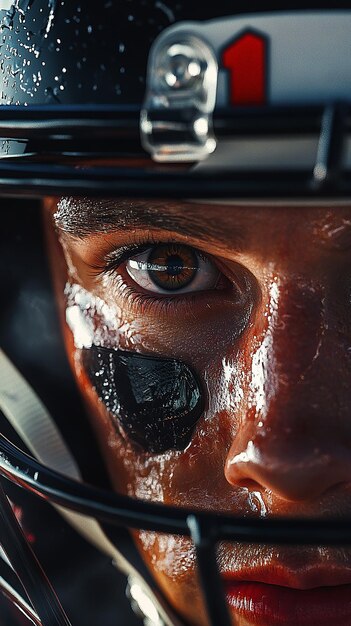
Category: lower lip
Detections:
[{"x1": 225, "y1": 581, "x2": 351, "y2": 626}]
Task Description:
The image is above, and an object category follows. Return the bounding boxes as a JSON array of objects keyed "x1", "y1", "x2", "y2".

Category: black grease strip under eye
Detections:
[{"x1": 82, "y1": 345, "x2": 205, "y2": 454}]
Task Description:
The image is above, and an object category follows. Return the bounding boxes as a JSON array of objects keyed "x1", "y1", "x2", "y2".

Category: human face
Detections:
[{"x1": 44, "y1": 198, "x2": 351, "y2": 626}]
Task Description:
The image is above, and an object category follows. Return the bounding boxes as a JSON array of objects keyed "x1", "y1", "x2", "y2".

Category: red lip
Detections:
[
  {"x1": 222, "y1": 564, "x2": 351, "y2": 589},
  {"x1": 224, "y1": 581, "x2": 351, "y2": 626}
]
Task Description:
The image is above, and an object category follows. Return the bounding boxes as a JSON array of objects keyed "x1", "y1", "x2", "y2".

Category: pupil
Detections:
[{"x1": 166, "y1": 254, "x2": 183, "y2": 276}]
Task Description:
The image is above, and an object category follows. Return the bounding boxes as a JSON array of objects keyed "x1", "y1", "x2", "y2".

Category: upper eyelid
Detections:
[
  {"x1": 102, "y1": 234, "x2": 177, "y2": 271},
  {"x1": 103, "y1": 241, "x2": 215, "y2": 274},
  {"x1": 76, "y1": 225, "x2": 242, "y2": 278}
]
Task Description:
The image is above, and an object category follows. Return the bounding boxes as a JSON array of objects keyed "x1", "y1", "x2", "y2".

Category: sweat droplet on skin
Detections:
[
  {"x1": 66, "y1": 304, "x2": 93, "y2": 348},
  {"x1": 248, "y1": 275, "x2": 280, "y2": 421},
  {"x1": 64, "y1": 282, "x2": 122, "y2": 349}
]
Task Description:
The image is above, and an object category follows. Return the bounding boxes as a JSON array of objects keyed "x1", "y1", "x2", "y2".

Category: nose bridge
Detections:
[
  {"x1": 268, "y1": 277, "x2": 326, "y2": 387},
  {"x1": 247, "y1": 275, "x2": 327, "y2": 425},
  {"x1": 224, "y1": 274, "x2": 351, "y2": 501}
]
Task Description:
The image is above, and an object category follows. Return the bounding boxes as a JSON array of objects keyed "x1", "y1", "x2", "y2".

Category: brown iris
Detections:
[{"x1": 147, "y1": 244, "x2": 198, "y2": 291}]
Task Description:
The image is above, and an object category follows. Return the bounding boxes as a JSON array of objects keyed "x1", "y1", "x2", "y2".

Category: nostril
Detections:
[
  {"x1": 224, "y1": 434, "x2": 351, "y2": 503},
  {"x1": 224, "y1": 445, "x2": 261, "y2": 490},
  {"x1": 235, "y1": 477, "x2": 262, "y2": 492}
]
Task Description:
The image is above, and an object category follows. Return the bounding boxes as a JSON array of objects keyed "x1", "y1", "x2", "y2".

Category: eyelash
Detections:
[{"x1": 104, "y1": 242, "x2": 158, "y2": 273}]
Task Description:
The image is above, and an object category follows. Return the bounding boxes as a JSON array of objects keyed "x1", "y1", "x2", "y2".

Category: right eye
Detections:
[{"x1": 125, "y1": 243, "x2": 221, "y2": 295}]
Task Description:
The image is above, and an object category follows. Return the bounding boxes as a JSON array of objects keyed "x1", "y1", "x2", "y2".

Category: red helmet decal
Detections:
[{"x1": 222, "y1": 30, "x2": 267, "y2": 106}]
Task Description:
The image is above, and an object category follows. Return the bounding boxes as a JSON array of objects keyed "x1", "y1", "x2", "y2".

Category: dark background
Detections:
[{"x1": 0, "y1": 201, "x2": 141, "y2": 626}]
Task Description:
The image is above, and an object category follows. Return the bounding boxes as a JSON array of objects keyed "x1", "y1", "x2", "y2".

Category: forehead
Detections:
[{"x1": 52, "y1": 197, "x2": 351, "y2": 252}]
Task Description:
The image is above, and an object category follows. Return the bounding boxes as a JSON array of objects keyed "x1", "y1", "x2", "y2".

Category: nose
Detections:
[
  {"x1": 225, "y1": 428, "x2": 351, "y2": 501},
  {"x1": 224, "y1": 277, "x2": 351, "y2": 502}
]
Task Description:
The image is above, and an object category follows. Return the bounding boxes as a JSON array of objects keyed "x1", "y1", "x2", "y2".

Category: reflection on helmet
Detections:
[{"x1": 1, "y1": 2, "x2": 351, "y2": 626}]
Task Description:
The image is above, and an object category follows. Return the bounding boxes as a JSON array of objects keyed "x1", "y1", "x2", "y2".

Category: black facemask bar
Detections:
[
  {"x1": 0, "y1": 482, "x2": 70, "y2": 626},
  {"x1": 0, "y1": 102, "x2": 349, "y2": 198},
  {"x1": 1, "y1": 434, "x2": 351, "y2": 626}
]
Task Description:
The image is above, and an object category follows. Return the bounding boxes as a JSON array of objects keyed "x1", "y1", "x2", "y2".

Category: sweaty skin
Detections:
[{"x1": 44, "y1": 199, "x2": 351, "y2": 626}]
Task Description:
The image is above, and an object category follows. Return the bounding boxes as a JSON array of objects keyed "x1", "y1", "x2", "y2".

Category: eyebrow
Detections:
[{"x1": 54, "y1": 197, "x2": 246, "y2": 250}]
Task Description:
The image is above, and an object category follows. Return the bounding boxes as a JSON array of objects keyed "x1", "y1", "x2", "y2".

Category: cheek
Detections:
[
  {"x1": 133, "y1": 531, "x2": 208, "y2": 626},
  {"x1": 65, "y1": 282, "x2": 145, "y2": 351},
  {"x1": 61, "y1": 277, "x2": 261, "y2": 510},
  {"x1": 66, "y1": 295, "x2": 250, "y2": 505},
  {"x1": 136, "y1": 531, "x2": 196, "y2": 581},
  {"x1": 76, "y1": 340, "x2": 252, "y2": 512},
  {"x1": 98, "y1": 352, "x2": 255, "y2": 516}
]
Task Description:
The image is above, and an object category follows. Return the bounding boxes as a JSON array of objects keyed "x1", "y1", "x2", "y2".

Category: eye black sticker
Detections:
[{"x1": 82, "y1": 345, "x2": 204, "y2": 453}]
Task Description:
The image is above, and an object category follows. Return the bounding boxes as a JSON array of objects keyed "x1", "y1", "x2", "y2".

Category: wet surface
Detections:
[{"x1": 83, "y1": 344, "x2": 204, "y2": 453}]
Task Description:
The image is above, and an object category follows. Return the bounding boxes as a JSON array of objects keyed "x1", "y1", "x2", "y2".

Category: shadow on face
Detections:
[{"x1": 44, "y1": 197, "x2": 351, "y2": 626}]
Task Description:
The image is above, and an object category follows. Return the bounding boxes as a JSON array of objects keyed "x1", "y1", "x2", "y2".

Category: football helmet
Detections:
[{"x1": 0, "y1": 2, "x2": 351, "y2": 626}]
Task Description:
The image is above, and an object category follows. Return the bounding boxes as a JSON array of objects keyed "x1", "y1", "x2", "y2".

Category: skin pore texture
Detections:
[{"x1": 44, "y1": 198, "x2": 351, "y2": 626}]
